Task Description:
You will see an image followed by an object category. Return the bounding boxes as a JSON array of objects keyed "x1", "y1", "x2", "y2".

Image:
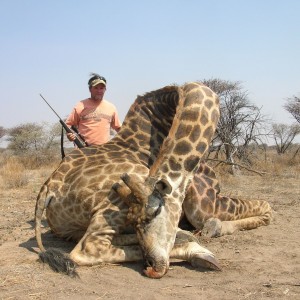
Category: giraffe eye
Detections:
[
  {"x1": 154, "y1": 205, "x2": 162, "y2": 217},
  {"x1": 145, "y1": 191, "x2": 163, "y2": 219},
  {"x1": 145, "y1": 204, "x2": 162, "y2": 219}
]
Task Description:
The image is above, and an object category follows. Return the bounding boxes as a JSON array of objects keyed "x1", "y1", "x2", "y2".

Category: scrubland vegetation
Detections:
[{"x1": 0, "y1": 143, "x2": 299, "y2": 191}]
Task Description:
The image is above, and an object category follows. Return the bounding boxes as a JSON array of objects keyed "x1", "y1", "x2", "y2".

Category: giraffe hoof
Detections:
[
  {"x1": 202, "y1": 218, "x2": 222, "y2": 238},
  {"x1": 190, "y1": 253, "x2": 222, "y2": 271}
]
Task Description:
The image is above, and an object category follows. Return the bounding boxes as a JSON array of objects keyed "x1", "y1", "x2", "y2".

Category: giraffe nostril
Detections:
[{"x1": 144, "y1": 256, "x2": 155, "y2": 268}]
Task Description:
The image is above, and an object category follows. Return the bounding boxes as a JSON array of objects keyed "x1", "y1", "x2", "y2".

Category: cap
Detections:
[{"x1": 89, "y1": 78, "x2": 106, "y2": 87}]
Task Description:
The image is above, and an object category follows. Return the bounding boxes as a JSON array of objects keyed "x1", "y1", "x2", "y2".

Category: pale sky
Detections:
[{"x1": 1, "y1": 0, "x2": 299, "y2": 141}]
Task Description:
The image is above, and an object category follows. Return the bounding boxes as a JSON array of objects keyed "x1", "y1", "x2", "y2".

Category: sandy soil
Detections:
[{"x1": 0, "y1": 168, "x2": 299, "y2": 300}]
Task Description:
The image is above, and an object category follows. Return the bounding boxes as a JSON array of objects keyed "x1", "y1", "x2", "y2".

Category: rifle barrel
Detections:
[
  {"x1": 39, "y1": 94, "x2": 62, "y2": 120},
  {"x1": 39, "y1": 93, "x2": 86, "y2": 148}
]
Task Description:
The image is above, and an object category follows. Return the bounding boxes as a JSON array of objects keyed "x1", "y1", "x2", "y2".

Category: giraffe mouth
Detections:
[
  {"x1": 143, "y1": 257, "x2": 168, "y2": 279},
  {"x1": 143, "y1": 266, "x2": 167, "y2": 279}
]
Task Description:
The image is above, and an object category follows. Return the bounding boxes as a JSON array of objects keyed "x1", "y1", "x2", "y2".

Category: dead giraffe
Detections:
[{"x1": 35, "y1": 82, "x2": 272, "y2": 278}]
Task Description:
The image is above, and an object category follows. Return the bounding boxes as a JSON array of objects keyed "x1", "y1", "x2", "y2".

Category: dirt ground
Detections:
[{"x1": 0, "y1": 167, "x2": 299, "y2": 300}]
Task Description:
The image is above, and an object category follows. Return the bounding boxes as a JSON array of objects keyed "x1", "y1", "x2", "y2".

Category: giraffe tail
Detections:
[
  {"x1": 39, "y1": 248, "x2": 78, "y2": 277},
  {"x1": 34, "y1": 185, "x2": 78, "y2": 277},
  {"x1": 34, "y1": 185, "x2": 48, "y2": 253}
]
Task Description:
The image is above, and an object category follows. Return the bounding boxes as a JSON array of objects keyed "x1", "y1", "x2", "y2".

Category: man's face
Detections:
[{"x1": 90, "y1": 83, "x2": 106, "y2": 100}]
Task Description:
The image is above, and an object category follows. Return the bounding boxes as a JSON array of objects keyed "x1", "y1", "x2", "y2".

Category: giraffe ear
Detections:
[{"x1": 155, "y1": 179, "x2": 172, "y2": 195}]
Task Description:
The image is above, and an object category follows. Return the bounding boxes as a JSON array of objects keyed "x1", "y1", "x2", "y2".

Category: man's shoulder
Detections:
[
  {"x1": 74, "y1": 98, "x2": 91, "y2": 108},
  {"x1": 79, "y1": 98, "x2": 91, "y2": 104},
  {"x1": 102, "y1": 99, "x2": 117, "y2": 109}
]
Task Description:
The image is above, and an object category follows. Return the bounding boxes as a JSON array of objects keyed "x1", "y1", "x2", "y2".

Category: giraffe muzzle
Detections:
[{"x1": 143, "y1": 256, "x2": 169, "y2": 279}]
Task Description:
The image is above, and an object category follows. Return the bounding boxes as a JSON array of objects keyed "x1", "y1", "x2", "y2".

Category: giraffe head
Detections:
[{"x1": 113, "y1": 173, "x2": 177, "y2": 278}]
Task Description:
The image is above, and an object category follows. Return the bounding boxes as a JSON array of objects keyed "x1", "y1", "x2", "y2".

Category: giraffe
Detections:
[{"x1": 35, "y1": 82, "x2": 272, "y2": 279}]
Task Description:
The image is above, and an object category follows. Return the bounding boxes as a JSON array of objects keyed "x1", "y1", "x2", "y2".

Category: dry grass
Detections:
[
  {"x1": 0, "y1": 154, "x2": 60, "y2": 190},
  {"x1": 0, "y1": 147, "x2": 299, "y2": 190},
  {"x1": 210, "y1": 148, "x2": 300, "y2": 196},
  {"x1": 0, "y1": 157, "x2": 30, "y2": 189},
  {"x1": 249, "y1": 148, "x2": 300, "y2": 176}
]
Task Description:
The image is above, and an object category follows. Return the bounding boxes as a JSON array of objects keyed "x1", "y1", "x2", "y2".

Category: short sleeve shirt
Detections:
[{"x1": 66, "y1": 98, "x2": 121, "y2": 145}]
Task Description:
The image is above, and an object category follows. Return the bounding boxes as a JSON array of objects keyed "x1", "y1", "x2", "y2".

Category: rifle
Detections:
[{"x1": 39, "y1": 94, "x2": 87, "y2": 149}]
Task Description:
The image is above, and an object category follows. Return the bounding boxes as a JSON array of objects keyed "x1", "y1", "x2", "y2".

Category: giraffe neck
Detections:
[
  {"x1": 149, "y1": 83, "x2": 219, "y2": 193},
  {"x1": 113, "y1": 86, "x2": 180, "y2": 166}
]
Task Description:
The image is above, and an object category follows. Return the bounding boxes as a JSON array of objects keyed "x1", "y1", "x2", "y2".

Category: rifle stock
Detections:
[
  {"x1": 58, "y1": 120, "x2": 86, "y2": 148},
  {"x1": 40, "y1": 94, "x2": 87, "y2": 148}
]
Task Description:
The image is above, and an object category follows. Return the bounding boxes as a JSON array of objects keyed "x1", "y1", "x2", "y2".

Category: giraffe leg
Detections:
[
  {"x1": 112, "y1": 234, "x2": 139, "y2": 246},
  {"x1": 187, "y1": 197, "x2": 273, "y2": 237},
  {"x1": 70, "y1": 232, "x2": 143, "y2": 266},
  {"x1": 201, "y1": 199, "x2": 273, "y2": 237},
  {"x1": 69, "y1": 215, "x2": 141, "y2": 265},
  {"x1": 184, "y1": 165, "x2": 273, "y2": 237},
  {"x1": 38, "y1": 232, "x2": 143, "y2": 276},
  {"x1": 201, "y1": 218, "x2": 223, "y2": 237},
  {"x1": 170, "y1": 230, "x2": 221, "y2": 270}
]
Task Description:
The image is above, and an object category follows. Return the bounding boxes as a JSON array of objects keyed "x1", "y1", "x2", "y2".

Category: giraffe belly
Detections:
[{"x1": 45, "y1": 199, "x2": 91, "y2": 241}]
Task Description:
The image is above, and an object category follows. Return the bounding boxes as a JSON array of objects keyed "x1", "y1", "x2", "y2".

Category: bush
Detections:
[{"x1": 0, "y1": 157, "x2": 30, "y2": 188}]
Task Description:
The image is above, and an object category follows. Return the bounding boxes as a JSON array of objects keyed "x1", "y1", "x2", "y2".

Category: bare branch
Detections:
[
  {"x1": 206, "y1": 158, "x2": 267, "y2": 176},
  {"x1": 201, "y1": 78, "x2": 268, "y2": 169},
  {"x1": 284, "y1": 95, "x2": 300, "y2": 124},
  {"x1": 272, "y1": 123, "x2": 300, "y2": 154}
]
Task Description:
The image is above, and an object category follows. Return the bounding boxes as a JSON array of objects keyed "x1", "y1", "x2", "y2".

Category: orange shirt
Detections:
[{"x1": 66, "y1": 98, "x2": 121, "y2": 145}]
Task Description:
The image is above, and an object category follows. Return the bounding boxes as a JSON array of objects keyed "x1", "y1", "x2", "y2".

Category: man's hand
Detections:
[{"x1": 66, "y1": 132, "x2": 76, "y2": 142}]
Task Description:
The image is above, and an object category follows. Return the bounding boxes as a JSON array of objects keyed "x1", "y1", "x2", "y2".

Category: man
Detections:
[{"x1": 66, "y1": 73, "x2": 121, "y2": 146}]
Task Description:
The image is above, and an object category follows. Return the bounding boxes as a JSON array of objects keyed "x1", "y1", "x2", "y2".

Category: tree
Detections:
[
  {"x1": 202, "y1": 79, "x2": 268, "y2": 173},
  {"x1": 0, "y1": 126, "x2": 6, "y2": 140},
  {"x1": 284, "y1": 95, "x2": 300, "y2": 124},
  {"x1": 7, "y1": 122, "x2": 62, "y2": 152},
  {"x1": 7, "y1": 123, "x2": 45, "y2": 152},
  {"x1": 6, "y1": 122, "x2": 61, "y2": 166},
  {"x1": 272, "y1": 123, "x2": 300, "y2": 154}
]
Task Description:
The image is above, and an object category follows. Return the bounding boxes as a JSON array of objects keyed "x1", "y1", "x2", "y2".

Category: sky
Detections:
[{"x1": 1, "y1": 0, "x2": 299, "y2": 143}]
